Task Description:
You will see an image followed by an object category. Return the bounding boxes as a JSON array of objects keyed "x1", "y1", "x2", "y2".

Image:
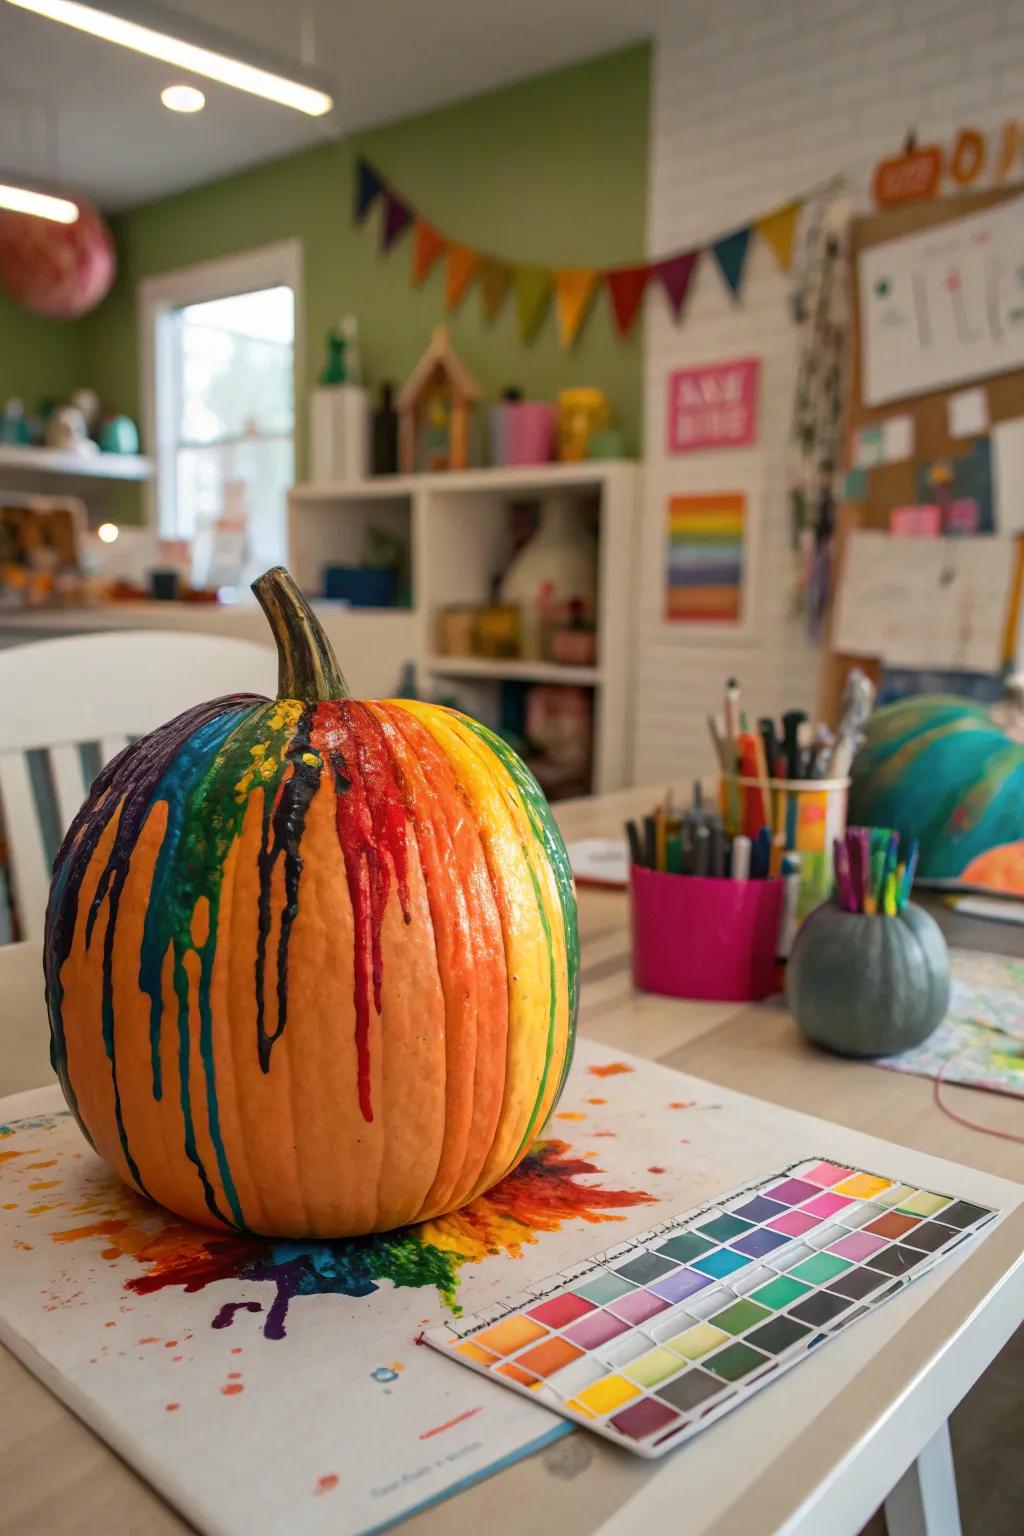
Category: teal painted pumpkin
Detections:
[
  {"x1": 786, "y1": 902, "x2": 950, "y2": 1057},
  {"x1": 849, "y1": 695, "x2": 1024, "y2": 892}
]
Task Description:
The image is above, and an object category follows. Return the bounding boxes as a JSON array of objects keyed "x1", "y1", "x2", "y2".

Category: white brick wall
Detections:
[{"x1": 635, "y1": 0, "x2": 1024, "y2": 786}]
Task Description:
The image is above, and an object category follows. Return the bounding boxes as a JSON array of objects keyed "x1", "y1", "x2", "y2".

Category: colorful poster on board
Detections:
[
  {"x1": 859, "y1": 195, "x2": 1024, "y2": 406},
  {"x1": 666, "y1": 358, "x2": 760, "y2": 453},
  {"x1": 665, "y1": 493, "x2": 747, "y2": 626}
]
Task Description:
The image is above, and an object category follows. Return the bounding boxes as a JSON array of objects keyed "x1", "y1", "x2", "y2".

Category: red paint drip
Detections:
[{"x1": 312, "y1": 703, "x2": 412, "y2": 1123}]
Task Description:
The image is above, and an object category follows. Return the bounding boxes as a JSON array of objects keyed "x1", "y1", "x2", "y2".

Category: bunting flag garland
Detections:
[
  {"x1": 445, "y1": 243, "x2": 480, "y2": 312},
  {"x1": 412, "y1": 218, "x2": 446, "y2": 286},
  {"x1": 515, "y1": 265, "x2": 553, "y2": 345},
  {"x1": 381, "y1": 192, "x2": 413, "y2": 252},
  {"x1": 711, "y1": 227, "x2": 752, "y2": 299},
  {"x1": 605, "y1": 265, "x2": 649, "y2": 336},
  {"x1": 479, "y1": 257, "x2": 513, "y2": 323},
  {"x1": 554, "y1": 268, "x2": 598, "y2": 348},
  {"x1": 756, "y1": 202, "x2": 800, "y2": 272},
  {"x1": 353, "y1": 155, "x2": 821, "y2": 349},
  {"x1": 355, "y1": 159, "x2": 384, "y2": 222},
  {"x1": 653, "y1": 251, "x2": 699, "y2": 319}
]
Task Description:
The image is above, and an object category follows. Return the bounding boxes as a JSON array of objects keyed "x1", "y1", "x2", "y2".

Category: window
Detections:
[{"x1": 141, "y1": 242, "x2": 300, "y2": 588}]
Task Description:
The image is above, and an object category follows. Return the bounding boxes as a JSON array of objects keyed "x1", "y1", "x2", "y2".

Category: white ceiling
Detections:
[{"x1": 0, "y1": 0, "x2": 654, "y2": 212}]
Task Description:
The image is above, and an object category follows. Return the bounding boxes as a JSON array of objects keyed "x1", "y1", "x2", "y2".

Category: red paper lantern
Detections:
[{"x1": 0, "y1": 199, "x2": 115, "y2": 318}]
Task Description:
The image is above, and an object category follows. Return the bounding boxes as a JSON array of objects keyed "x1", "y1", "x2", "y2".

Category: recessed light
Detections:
[
  {"x1": 162, "y1": 83, "x2": 205, "y2": 113},
  {"x1": 97, "y1": 522, "x2": 119, "y2": 543},
  {"x1": 6, "y1": 0, "x2": 334, "y2": 116},
  {"x1": 0, "y1": 180, "x2": 78, "y2": 222}
]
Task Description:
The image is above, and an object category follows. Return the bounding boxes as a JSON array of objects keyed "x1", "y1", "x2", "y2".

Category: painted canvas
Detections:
[
  {"x1": 665, "y1": 493, "x2": 747, "y2": 627},
  {"x1": 2, "y1": 1041, "x2": 1018, "y2": 1536},
  {"x1": 879, "y1": 948, "x2": 1024, "y2": 1097}
]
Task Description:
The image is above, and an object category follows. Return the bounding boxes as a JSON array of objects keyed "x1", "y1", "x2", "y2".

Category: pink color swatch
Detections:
[
  {"x1": 803, "y1": 1162, "x2": 853, "y2": 1187},
  {"x1": 767, "y1": 1210, "x2": 820, "y2": 1237},
  {"x1": 828, "y1": 1232, "x2": 889, "y2": 1262},
  {"x1": 802, "y1": 1193, "x2": 853, "y2": 1219},
  {"x1": 765, "y1": 1178, "x2": 820, "y2": 1206}
]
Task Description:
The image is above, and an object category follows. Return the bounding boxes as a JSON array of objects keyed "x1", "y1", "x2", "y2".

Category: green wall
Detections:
[
  {"x1": 0, "y1": 300, "x2": 83, "y2": 410},
  {"x1": 75, "y1": 43, "x2": 648, "y2": 511}
]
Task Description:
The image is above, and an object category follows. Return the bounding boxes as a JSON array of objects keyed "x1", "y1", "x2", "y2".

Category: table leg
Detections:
[{"x1": 883, "y1": 1422, "x2": 962, "y2": 1536}]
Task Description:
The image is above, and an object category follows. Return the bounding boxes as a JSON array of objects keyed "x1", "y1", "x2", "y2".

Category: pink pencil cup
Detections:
[{"x1": 630, "y1": 866, "x2": 784, "y2": 1002}]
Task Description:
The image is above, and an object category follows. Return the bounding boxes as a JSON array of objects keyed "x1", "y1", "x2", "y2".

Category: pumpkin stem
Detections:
[{"x1": 251, "y1": 567, "x2": 351, "y2": 702}]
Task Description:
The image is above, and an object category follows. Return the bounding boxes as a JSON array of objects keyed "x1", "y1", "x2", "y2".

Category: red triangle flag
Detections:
[
  {"x1": 654, "y1": 251, "x2": 698, "y2": 319},
  {"x1": 604, "y1": 265, "x2": 649, "y2": 336}
]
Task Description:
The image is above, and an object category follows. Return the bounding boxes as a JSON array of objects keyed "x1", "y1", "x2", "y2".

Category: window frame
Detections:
[{"x1": 138, "y1": 239, "x2": 303, "y2": 542}]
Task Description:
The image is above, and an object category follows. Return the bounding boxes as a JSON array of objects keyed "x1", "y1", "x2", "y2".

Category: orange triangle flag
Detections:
[
  {"x1": 445, "y1": 243, "x2": 480, "y2": 312},
  {"x1": 553, "y1": 268, "x2": 598, "y2": 348},
  {"x1": 757, "y1": 202, "x2": 800, "y2": 272},
  {"x1": 412, "y1": 218, "x2": 446, "y2": 286}
]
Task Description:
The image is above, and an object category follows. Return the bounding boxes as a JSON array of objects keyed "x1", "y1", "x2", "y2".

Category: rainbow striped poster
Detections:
[{"x1": 665, "y1": 492, "x2": 746, "y2": 625}]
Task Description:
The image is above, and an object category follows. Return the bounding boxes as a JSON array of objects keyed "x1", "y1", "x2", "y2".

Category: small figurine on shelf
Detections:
[
  {"x1": 396, "y1": 325, "x2": 481, "y2": 473},
  {"x1": 319, "y1": 323, "x2": 348, "y2": 384}
]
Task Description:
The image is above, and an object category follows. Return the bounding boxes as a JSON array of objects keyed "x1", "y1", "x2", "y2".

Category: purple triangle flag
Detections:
[
  {"x1": 381, "y1": 192, "x2": 414, "y2": 252},
  {"x1": 711, "y1": 226, "x2": 752, "y2": 298},
  {"x1": 354, "y1": 158, "x2": 384, "y2": 222},
  {"x1": 654, "y1": 250, "x2": 698, "y2": 319}
]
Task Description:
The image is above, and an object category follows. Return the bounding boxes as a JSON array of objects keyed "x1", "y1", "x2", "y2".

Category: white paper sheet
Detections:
[
  {"x1": 992, "y1": 417, "x2": 1024, "y2": 535},
  {"x1": 882, "y1": 413, "x2": 915, "y2": 462},
  {"x1": 567, "y1": 838, "x2": 628, "y2": 887},
  {"x1": 860, "y1": 195, "x2": 1024, "y2": 406},
  {"x1": 833, "y1": 530, "x2": 1013, "y2": 672},
  {"x1": 948, "y1": 388, "x2": 990, "y2": 439}
]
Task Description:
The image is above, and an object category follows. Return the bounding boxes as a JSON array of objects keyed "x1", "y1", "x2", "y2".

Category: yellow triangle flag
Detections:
[
  {"x1": 479, "y1": 257, "x2": 513, "y2": 323},
  {"x1": 553, "y1": 268, "x2": 598, "y2": 348},
  {"x1": 757, "y1": 202, "x2": 800, "y2": 272},
  {"x1": 445, "y1": 243, "x2": 479, "y2": 312}
]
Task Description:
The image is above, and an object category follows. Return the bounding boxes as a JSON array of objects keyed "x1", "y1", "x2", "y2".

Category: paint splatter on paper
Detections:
[{"x1": 4, "y1": 1114, "x2": 653, "y2": 1341}]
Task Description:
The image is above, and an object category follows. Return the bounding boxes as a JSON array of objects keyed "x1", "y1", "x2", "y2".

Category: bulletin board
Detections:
[{"x1": 818, "y1": 184, "x2": 1024, "y2": 724}]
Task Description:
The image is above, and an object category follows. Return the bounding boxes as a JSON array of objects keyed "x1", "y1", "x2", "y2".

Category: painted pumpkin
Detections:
[
  {"x1": 45, "y1": 568, "x2": 578, "y2": 1238},
  {"x1": 849, "y1": 694, "x2": 1024, "y2": 894},
  {"x1": 786, "y1": 902, "x2": 950, "y2": 1057}
]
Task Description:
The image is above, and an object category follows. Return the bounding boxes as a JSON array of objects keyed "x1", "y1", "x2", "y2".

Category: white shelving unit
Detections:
[
  {"x1": 0, "y1": 446, "x2": 154, "y2": 480},
  {"x1": 288, "y1": 461, "x2": 641, "y2": 793}
]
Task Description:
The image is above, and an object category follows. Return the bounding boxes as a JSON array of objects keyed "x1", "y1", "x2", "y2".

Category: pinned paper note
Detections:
[
  {"x1": 948, "y1": 388, "x2": 990, "y2": 439},
  {"x1": 854, "y1": 425, "x2": 885, "y2": 468},
  {"x1": 833, "y1": 531, "x2": 1013, "y2": 672},
  {"x1": 992, "y1": 418, "x2": 1024, "y2": 535},
  {"x1": 882, "y1": 414, "x2": 914, "y2": 463},
  {"x1": 890, "y1": 505, "x2": 940, "y2": 537}
]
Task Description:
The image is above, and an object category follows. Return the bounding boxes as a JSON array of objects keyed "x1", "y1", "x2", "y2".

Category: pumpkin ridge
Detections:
[
  {"x1": 450, "y1": 710, "x2": 579, "y2": 1114},
  {"x1": 370, "y1": 703, "x2": 508, "y2": 1219},
  {"x1": 439, "y1": 713, "x2": 562, "y2": 1160},
  {"x1": 391, "y1": 702, "x2": 563, "y2": 1197}
]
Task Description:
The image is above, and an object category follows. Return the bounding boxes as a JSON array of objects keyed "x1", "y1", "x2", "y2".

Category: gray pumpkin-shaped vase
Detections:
[{"x1": 786, "y1": 902, "x2": 950, "y2": 1057}]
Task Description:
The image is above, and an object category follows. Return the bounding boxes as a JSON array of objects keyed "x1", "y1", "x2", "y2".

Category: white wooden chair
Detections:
[
  {"x1": 0, "y1": 630, "x2": 276, "y2": 1094},
  {"x1": 0, "y1": 630, "x2": 277, "y2": 946}
]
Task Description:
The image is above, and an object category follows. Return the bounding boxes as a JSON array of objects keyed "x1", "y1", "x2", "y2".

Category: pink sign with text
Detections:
[{"x1": 667, "y1": 357, "x2": 760, "y2": 453}]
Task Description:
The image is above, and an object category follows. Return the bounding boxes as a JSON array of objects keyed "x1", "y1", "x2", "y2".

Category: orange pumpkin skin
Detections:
[{"x1": 45, "y1": 573, "x2": 578, "y2": 1238}]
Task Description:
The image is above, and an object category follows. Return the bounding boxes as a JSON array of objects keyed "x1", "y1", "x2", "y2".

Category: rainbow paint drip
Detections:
[{"x1": 44, "y1": 569, "x2": 578, "y2": 1240}]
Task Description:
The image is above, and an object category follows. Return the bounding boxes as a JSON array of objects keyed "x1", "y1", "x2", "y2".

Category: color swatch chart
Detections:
[{"x1": 425, "y1": 1158, "x2": 997, "y2": 1460}]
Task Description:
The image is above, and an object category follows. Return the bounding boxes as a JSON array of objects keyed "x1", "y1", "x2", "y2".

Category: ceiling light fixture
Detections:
[
  {"x1": 0, "y1": 179, "x2": 78, "y2": 222},
  {"x1": 6, "y1": 0, "x2": 334, "y2": 116},
  {"x1": 161, "y1": 83, "x2": 205, "y2": 113}
]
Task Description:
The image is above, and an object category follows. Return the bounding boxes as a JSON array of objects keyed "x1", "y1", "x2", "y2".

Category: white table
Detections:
[{"x1": 2, "y1": 784, "x2": 1022, "y2": 1536}]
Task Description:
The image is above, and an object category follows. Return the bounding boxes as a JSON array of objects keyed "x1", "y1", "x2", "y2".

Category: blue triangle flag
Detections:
[
  {"x1": 355, "y1": 158, "x2": 384, "y2": 222},
  {"x1": 711, "y1": 226, "x2": 752, "y2": 298}
]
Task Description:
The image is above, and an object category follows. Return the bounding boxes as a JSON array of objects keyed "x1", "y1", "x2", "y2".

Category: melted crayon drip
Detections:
[
  {"x1": 313, "y1": 702, "x2": 412, "y2": 1123},
  {"x1": 254, "y1": 707, "x2": 322, "y2": 1073}
]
